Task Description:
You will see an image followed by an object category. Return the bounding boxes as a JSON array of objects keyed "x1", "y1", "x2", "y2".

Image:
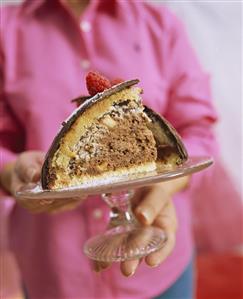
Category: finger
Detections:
[
  {"x1": 19, "y1": 196, "x2": 82, "y2": 214},
  {"x1": 120, "y1": 259, "x2": 140, "y2": 277},
  {"x1": 134, "y1": 185, "x2": 169, "y2": 225},
  {"x1": 22, "y1": 165, "x2": 41, "y2": 183},
  {"x1": 17, "y1": 198, "x2": 49, "y2": 213},
  {"x1": 93, "y1": 261, "x2": 111, "y2": 273},
  {"x1": 145, "y1": 229, "x2": 175, "y2": 267},
  {"x1": 145, "y1": 202, "x2": 177, "y2": 267},
  {"x1": 153, "y1": 201, "x2": 178, "y2": 233},
  {"x1": 15, "y1": 153, "x2": 43, "y2": 183},
  {"x1": 18, "y1": 197, "x2": 80, "y2": 214},
  {"x1": 131, "y1": 187, "x2": 149, "y2": 209},
  {"x1": 35, "y1": 152, "x2": 45, "y2": 165},
  {"x1": 47, "y1": 198, "x2": 81, "y2": 214},
  {"x1": 18, "y1": 198, "x2": 71, "y2": 214}
]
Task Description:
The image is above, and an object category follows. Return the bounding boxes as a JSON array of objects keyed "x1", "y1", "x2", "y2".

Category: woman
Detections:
[{"x1": 0, "y1": 0, "x2": 217, "y2": 298}]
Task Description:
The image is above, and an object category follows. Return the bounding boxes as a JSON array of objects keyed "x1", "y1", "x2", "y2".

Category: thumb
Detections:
[
  {"x1": 25, "y1": 167, "x2": 41, "y2": 183},
  {"x1": 135, "y1": 185, "x2": 169, "y2": 226},
  {"x1": 15, "y1": 152, "x2": 44, "y2": 183}
]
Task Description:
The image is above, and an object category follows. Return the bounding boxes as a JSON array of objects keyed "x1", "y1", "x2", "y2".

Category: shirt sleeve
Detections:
[
  {"x1": 163, "y1": 13, "x2": 219, "y2": 189},
  {"x1": 0, "y1": 40, "x2": 23, "y2": 173},
  {"x1": 0, "y1": 100, "x2": 20, "y2": 171}
]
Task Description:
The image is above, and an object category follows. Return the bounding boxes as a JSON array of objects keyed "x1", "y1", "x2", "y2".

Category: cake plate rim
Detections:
[{"x1": 16, "y1": 156, "x2": 213, "y2": 200}]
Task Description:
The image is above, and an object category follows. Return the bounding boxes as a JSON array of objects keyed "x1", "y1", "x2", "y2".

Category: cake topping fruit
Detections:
[{"x1": 86, "y1": 71, "x2": 111, "y2": 96}]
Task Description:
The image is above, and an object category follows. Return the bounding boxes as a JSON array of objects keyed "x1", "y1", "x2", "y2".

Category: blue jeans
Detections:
[{"x1": 154, "y1": 259, "x2": 194, "y2": 299}]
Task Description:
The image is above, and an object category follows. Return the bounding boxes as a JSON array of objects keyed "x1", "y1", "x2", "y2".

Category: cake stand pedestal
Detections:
[
  {"x1": 84, "y1": 190, "x2": 167, "y2": 262},
  {"x1": 17, "y1": 156, "x2": 213, "y2": 262}
]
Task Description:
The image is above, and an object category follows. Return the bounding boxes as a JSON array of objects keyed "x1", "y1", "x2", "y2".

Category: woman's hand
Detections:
[
  {"x1": 0, "y1": 151, "x2": 83, "y2": 213},
  {"x1": 94, "y1": 176, "x2": 189, "y2": 276}
]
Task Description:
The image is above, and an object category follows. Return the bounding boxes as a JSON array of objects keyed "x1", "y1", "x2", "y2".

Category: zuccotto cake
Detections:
[{"x1": 41, "y1": 73, "x2": 188, "y2": 189}]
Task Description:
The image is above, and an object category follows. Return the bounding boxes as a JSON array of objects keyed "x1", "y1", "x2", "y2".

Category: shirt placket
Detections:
[
  {"x1": 78, "y1": 1, "x2": 99, "y2": 74},
  {"x1": 79, "y1": 18, "x2": 92, "y2": 72},
  {"x1": 77, "y1": 9, "x2": 110, "y2": 235}
]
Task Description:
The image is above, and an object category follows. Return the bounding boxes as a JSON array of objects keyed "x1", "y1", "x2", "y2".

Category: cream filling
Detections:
[
  {"x1": 69, "y1": 101, "x2": 151, "y2": 172},
  {"x1": 54, "y1": 162, "x2": 157, "y2": 189}
]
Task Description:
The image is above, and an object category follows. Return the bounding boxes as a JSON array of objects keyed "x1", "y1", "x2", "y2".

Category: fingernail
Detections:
[
  {"x1": 136, "y1": 209, "x2": 150, "y2": 225},
  {"x1": 93, "y1": 264, "x2": 101, "y2": 273},
  {"x1": 100, "y1": 263, "x2": 110, "y2": 270},
  {"x1": 124, "y1": 262, "x2": 138, "y2": 277},
  {"x1": 126, "y1": 269, "x2": 135, "y2": 277},
  {"x1": 149, "y1": 262, "x2": 160, "y2": 268}
]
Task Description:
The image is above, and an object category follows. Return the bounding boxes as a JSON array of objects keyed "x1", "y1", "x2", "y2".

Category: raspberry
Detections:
[
  {"x1": 86, "y1": 71, "x2": 111, "y2": 96},
  {"x1": 110, "y1": 78, "x2": 124, "y2": 86}
]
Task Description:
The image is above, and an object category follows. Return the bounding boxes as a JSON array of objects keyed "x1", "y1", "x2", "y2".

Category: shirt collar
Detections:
[{"x1": 22, "y1": 0, "x2": 117, "y2": 16}]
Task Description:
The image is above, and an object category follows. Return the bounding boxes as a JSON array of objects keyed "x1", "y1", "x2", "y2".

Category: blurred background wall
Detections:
[{"x1": 151, "y1": 0, "x2": 242, "y2": 194}]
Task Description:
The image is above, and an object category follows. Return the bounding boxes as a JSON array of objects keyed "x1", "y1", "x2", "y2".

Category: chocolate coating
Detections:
[{"x1": 144, "y1": 106, "x2": 188, "y2": 161}]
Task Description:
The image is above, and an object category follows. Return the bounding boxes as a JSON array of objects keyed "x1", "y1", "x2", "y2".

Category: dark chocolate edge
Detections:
[
  {"x1": 71, "y1": 96, "x2": 91, "y2": 105},
  {"x1": 144, "y1": 106, "x2": 188, "y2": 162},
  {"x1": 41, "y1": 79, "x2": 139, "y2": 189}
]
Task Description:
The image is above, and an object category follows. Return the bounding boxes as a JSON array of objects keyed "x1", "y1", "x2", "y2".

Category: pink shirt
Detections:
[{"x1": 0, "y1": 1, "x2": 218, "y2": 298}]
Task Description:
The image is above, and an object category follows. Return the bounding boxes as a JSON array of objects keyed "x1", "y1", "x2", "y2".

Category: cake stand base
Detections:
[{"x1": 84, "y1": 225, "x2": 166, "y2": 262}]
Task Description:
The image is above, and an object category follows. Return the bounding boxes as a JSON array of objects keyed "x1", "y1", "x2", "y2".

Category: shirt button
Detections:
[
  {"x1": 80, "y1": 59, "x2": 90, "y2": 70},
  {"x1": 93, "y1": 209, "x2": 103, "y2": 220},
  {"x1": 80, "y1": 20, "x2": 91, "y2": 32}
]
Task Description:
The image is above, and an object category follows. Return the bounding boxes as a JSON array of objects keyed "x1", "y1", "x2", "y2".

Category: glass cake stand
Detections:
[{"x1": 16, "y1": 156, "x2": 213, "y2": 262}]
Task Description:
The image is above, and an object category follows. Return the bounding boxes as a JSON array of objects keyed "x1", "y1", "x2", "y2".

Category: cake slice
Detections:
[{"x1": 41, "y1": 76, "x2": 188, "y2": 190}]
